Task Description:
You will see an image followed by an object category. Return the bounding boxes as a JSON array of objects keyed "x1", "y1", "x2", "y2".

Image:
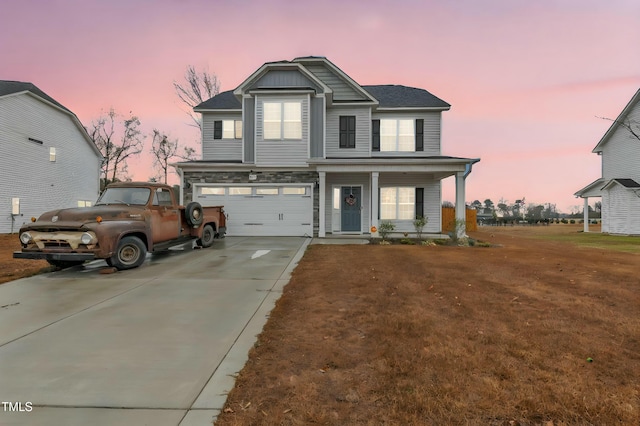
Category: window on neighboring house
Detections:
[
  {"x1": 339, "y1": 116, "x2": 356, "y2": 148},
  {"x1": 263, "y1": 101, "x2": 302, "y2": 140},
  {"x1": 380, "y1": 187, "x2": 415, "y2": 220},
  {"x1": 49, "y1": 147, "x2": 56, "y2": 162},
  {"x1": 214, "y1": 120, "x2": 242, "y2": 139},
  {"x1": 77, "y1": 200, "x2": 92, "y2": 207},
  {"x1": 380, "y1": 119, "x2": 414, "y2": 152}
]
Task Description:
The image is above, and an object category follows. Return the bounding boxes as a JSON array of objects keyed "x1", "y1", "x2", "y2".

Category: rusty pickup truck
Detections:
[{"x1": 13, "y1": 181, "x2": 226, "y2": 270}]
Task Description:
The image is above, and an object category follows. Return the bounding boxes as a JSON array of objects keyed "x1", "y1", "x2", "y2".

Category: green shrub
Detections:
[
  {"x1": 413, "y1": 216, "x2": 428, "y2": 240},
  {"x1": 378, "y1": 221, "x2": 395, "y2": 241}
]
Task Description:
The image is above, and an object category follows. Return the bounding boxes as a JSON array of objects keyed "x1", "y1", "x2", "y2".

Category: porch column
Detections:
[
  {"x1": 318, "y1": 171, "x2": 326, "y2": 237},
  {"x1": 455, "y1": 172, "x2": 466, "y2": 238},
  {"x1": 583, "y1": 197, "x2": 589, "y2": 233},
  {"x1": 371, "y1": 172, "x2": 379, "y2": 236}
]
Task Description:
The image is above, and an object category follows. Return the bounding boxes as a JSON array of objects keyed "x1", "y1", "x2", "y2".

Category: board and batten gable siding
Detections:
[
  {"x1": 601, "y1": 101, "x2": 640, "y2": 181},
  {"x1": 379, "y1": 173, "x2": 441, "y2": 233},
  {"x1": 0, "y1": 94, "x2": 100, "y2": 233},
  {"x1": 303, "y1": 63, "x2": 369, "y2": 101},
  {"x1": 310, "y1": 97, "x2": 324, "y2": 158},
  {"x1": 248, "y1": 70, "x2": 323, "y2": 93},
  {"x1": 255, "y1": 94, "x2": 309, "y2": 167},
  {"x1": 371, "y1": 111, "x2": 442, "y2": 156},
  {"x1": 325, "y1": 106, "x2": 371, "y2": 158},
  {"x1": 202, "y1": 112, "x2": 243, "y2": 161}
]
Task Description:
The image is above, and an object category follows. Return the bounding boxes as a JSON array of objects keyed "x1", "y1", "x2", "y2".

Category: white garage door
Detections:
[{"x1": 195, "y1": 184, "x2": 313, "y2": 236}]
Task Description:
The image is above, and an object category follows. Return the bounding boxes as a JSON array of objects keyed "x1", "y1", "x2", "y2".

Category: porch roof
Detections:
[{"x1": 574, "y1": 178, "x2": 605, "y2": 198}]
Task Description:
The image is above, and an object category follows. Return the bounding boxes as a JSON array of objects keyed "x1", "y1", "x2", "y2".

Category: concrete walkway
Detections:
[{"x1": 0, "y1": 237, "x2": 310, "y2": 426}]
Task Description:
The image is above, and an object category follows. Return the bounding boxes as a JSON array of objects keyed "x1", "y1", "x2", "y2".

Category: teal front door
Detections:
[{"x1": 341, "y1": 186, "x2": 361, "y2": 232}]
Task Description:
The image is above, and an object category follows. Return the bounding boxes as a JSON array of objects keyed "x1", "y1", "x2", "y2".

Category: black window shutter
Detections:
[
  {"x1": 214, "y1": 121, "x2": 222, "y2": 139},
  {"x1": 372, "y1": 119, "x2": 380, "y2": 151},
  {"x1": 415, "y1": 187, "x2": 424, "y2": 218},
  {"x1": 339, "y1": 116, "x2": 348, "y2": 148},
  {"x1": 415, "y1": 119, "x2": 424, "y2": 151},
  {"x1": 348, "y1": 116, "x2": 356, "y2": 148}
]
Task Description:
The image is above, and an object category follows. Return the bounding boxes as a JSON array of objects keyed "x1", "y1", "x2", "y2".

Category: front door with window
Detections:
[{"x1": 341, "y1": 186, "x2": 361, "y2": 232}]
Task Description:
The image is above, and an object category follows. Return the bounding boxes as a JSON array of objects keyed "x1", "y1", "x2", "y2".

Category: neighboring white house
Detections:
[
  {"x1": 175, "y1": 56, "x2": 479, "y2": 237},
  {"x1": 0, "y1": 81, "x2": 102, "y2": 234},
  {"x1": 575, "y1": 88, "x2": 640, "y2": 235}
]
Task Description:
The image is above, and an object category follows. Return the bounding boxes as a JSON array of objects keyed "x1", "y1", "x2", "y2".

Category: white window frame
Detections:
[
  {"x1": 380, "y1": 119, "x2": 414, "y2": 152},
  {"x1": 222, "y1": 120, "x2": 242, "y2": 139},
  {"x1": 263, "y1": 101, "x2": 302, "y2": 140},
  {"x1": 380, "y1": 187, "x2": 415, "y2": 220}
]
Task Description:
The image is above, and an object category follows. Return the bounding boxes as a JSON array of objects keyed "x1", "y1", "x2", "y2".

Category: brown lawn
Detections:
[
  {"x1": 0, "y1": 233, "x2": 52, "y2": 285},
  {"x1": 216, "y1": 224, "x2": 640, "y2": 425}
]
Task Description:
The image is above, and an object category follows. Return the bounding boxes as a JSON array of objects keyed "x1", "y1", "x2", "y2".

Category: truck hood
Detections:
[{"x1": 36, "y1": 205, "x2": 147, "y2": 225}]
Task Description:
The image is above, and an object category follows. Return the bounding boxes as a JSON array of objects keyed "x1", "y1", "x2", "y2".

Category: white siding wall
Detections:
[
  {"x1": 371, "y1": 111, "x2": 441, "y2": 156},
  {"x1": 379, "y1": 173, "x2": 441, "y2": 233},
  {"x1": 255, "y1": 95, "x2": 309, "y2": 167},
  {"x1": 202, "y1": 113, "x2": 243, "y2": 161},
  {"x1": 602, "y1": 101, "x2": 640, "y2": 181},
  {"x1": 605, "y1": 184, "x2": 640, "y2": 235},
  {"x1": 325, "y1": 106, "x2": 371, "y2": 158},
  {"x1": 0, "y1": 94, "x2": 100, "y2": 233}
]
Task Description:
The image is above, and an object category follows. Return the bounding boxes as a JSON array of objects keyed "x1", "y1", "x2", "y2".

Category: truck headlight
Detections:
[
  {"x1": 80, "y1": 232, "x2": 96, "y2": 245},
  {"x1": 20, "y1": 232, "x2": 33, "y2": 244}
]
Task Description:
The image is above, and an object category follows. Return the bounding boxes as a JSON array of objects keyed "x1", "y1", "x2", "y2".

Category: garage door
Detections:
[{"x1": 195, "y1": 184, "x2": 313, "y2": 236}]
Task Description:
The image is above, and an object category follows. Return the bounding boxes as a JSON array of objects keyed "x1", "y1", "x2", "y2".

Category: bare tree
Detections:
[
  {"x1": 598, "y1": 116, "x2": 640, "y2": 142},
  {"x1": 89, "y1": 108, "x2": 145, "y2": 190},
  {"x1": 173, "y1": 65, "x2": 220, "y2": 129},
  {"x1": 151, "y1": 129, "x2": 178, "y2": 184}
]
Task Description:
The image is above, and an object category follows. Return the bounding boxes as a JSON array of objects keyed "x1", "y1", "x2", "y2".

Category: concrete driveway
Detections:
[{"x1": 0, "y1": 236, "x2": 310, "y2": 426}]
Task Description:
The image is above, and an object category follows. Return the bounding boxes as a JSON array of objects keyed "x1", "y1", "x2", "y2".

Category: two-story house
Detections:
[
  {"x1": 0, "y1": 81, "x2": 102, "y2": 234},
  {"x1": 175, "y1": 57, "x2": 479, "y2": 237},
  {"x1": 574, "y1": 88, "x2": 640, "y2": 235}
]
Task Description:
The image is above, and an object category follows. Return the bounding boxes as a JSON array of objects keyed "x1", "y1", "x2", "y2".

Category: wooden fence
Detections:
[{"x1": 442, "y1": 207, "x2": 477, "y2": 233}]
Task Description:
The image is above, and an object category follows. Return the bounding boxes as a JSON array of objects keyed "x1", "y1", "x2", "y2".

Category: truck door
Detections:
[{"x1": 150, "y1": 188, "x2": 180, "y2": 243}]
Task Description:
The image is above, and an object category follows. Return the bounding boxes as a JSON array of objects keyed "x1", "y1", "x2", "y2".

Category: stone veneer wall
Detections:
[{"x1": 183, "y1": 170, "x2": 320, "y2": 236}]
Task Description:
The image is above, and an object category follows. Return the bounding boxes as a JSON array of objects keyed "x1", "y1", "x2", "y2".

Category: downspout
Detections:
[{"x1": 176, "y1": 167, "x2": 184, "y2": 205}]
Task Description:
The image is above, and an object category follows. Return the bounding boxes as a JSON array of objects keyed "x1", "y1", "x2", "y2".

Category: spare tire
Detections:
[{"x1": 185, "y1": 202, "x2": 204, "y2": 227}]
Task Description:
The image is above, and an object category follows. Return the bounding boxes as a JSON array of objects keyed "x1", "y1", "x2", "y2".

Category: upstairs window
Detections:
[
  {"x1": 263, "y1": 101, "x2": 302, "y2": 140},
  {"x1": 339, "y1": 116, "x2": 356, "y2": 148},
  {"x1": 214, "y1": 120, "x2": 242, "y2": 139},
  {"x1": 380, "y1": 119, "x2": 414, "y2": 152},
  {"x1": 49, "y1": 147, "x2": 57, "y2": 161}
]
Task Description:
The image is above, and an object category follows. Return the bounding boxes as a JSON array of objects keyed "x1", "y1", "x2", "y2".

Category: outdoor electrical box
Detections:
[{"x1": 11, "y1": 198, "x2": 20, "y2": 216}]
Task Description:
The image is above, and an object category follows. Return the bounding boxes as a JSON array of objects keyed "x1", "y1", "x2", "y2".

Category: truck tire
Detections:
[
  {"x1": 197, "y1": 224, "x2": 215, "y2": 248},
  {"x1": 47, "y1": 260, "x2": 85, "y2": 269},
  {"x1": 110, "y1": 236, "x2": 147, "y2": 270},
  {"x1": 185, "y1": 202, "x2": 204, "y2": 227}
]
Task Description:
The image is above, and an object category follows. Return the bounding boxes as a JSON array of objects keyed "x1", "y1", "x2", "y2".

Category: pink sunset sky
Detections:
[{"x1": 2, "y1": 0, "x2": 640, "y2": 213}]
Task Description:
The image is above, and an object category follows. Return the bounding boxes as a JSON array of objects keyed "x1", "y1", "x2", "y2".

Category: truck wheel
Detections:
[
  {"x1": 185, "y1": 202, "x2": 204, "y2": 227},
  {"x1": 47, "y1": 260, "x2": 85, "y2": 269},
  {"x1": 197, "y1": 224, "x2": 215, "y2": 248},
  {"x1": 110, "y1": 236, "x2": 147, "y2": 270}
]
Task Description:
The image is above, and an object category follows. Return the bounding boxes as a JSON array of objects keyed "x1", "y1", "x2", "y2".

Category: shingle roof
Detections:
[
  {"x1": 363, "y1": 85, "x2": 450, "y2": 108},
  {"x1": 612, "y1": 178, "x2": 640, "y2": 188},
  {"x1": 194, "y1": 90, "x2": 241, "y2": 110},
  {"x1": 0, "y1": 80, "x2": 72, "y2": 113}
]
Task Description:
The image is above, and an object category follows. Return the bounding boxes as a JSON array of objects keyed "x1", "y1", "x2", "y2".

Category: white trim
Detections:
[
  {"x1": 194, "y1": 108, "x2": 241, "y2": 113},
  {"x1": 333, "y1": 184, "x2": 364, "y2": 234},
  {"x1": 375, "y1": 107, "x2": 450, "y2": 112}
]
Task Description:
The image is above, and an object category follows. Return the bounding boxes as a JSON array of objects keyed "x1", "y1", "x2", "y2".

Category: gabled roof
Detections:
[
  {"x1": 363, "y1": 85, "x2": 450, "y2": 109},
  {"x1": 233, "y1": 61, "x2": 332, "y2": 98},
  {"x1": 194, "y1": 90, "x2": 241, "y2": 111},
  {"x1": 0, "y1": 80, "x2": 101, "y2": 158},
  {"x1": 0, "y1": 80, "x2": 72, "y2": 113},
  {"x1": 592, "y1": 88, "x2": 640, "y2": 153},
  {"x1": 574, "y1": 178, "x2": 605, "y2": 198},
  {"x1": 601, "y1": 178, "x2": 640, "y2": 191}
]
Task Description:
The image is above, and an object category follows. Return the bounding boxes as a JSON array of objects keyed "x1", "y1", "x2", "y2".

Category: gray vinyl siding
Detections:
[
  {"x1": 310, "y1": 97, "x2": 324, "y2": 158},
  {"x1": 255, "y1": 94, "x2": 309, "y2": 167},
  {"x1": 601, "y1": 101, "x2": 640, "y2": 182},
  {"x1": 371, "y1": 111, "x2": 442, "y2": 156},
  {"x1": 243, "y1": 97, "x2": 255, "y2": 163},
  {"x1": 325, "y1": 106, "x2": 371, "y2": 158},
  {"x1": 304, "y1": 64, "x2": 368, "y2": 101},
  {"x1": 378, "y1": 173, "x2": 441, "y2": 233},
  {"x1": 249, "y1": 70, "x2": 322, "y2": 92},
  {"x1": 325, "y1": 173, "x2": 370, "y2": 233},
  {"x1": 0, "y1": 94, "x2": 100, "y2": 233},
  {"x1": 202, "y1": 113, "x2": 243, "y2": 161}
]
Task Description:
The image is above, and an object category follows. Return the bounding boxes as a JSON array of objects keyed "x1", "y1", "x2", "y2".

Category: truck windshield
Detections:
[{"x1": 96, "y1": 188, "x2": 151, "y2": 206}]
